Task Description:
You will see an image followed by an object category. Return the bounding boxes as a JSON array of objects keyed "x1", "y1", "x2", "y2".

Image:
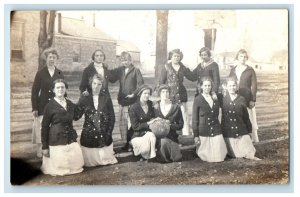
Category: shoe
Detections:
[{"x1": 121, "y1": 143, "x2": 129, "y2": 151}]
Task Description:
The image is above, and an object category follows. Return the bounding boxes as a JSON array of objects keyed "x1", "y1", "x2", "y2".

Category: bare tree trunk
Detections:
[
  {"x1": 203, "y1": 28, "x2": 217, "y2": 50},
  {"x1": 155, "y1": 10, "x2": 168, "y2": 83},
  {"x1": 38, "y1": 11, "x2": 56, "y2": 70}
]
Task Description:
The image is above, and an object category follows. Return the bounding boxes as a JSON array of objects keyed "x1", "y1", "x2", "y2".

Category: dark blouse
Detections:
[
  {"x1": 31, "y1": 66, "x2": 64, "y2": 115},
  {"x1": 192, "y1": 61, "x2": 220, "y2": 93},
  {"x1": 79, "y1": 62, "x2": 111, "y2": 95},
  {"x1": 159, "y1": 62, "x2": 194, "y2": 104},
  {"x1": 109, "y1": 64, "x2": 144, "y2": 106},
  {"x1": 221, "y1": 94, "x2": 252, "y2": 138},
  {"x1": 229, "y1": 65, "x2": 257, "y2": 106},
  {"x1": 154, "y1": 101, "x2": 183, "y2": 143},
  {"x1": 41, "y1": 99, "x2": 79, "y2": 150},
  {"x1": 76, "y1": 91, "x2": 115, "y2": 148},
  {"x1": 192, "y1": 94, "x2": 222, "y2": 137},
  {"x1": 128, "y1": 100, "x2": 155, "y2": 139}
]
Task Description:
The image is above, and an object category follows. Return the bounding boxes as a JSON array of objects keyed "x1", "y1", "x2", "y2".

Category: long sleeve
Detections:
[
  {"x1": 251, "y1": 70, "x2": 257, "y2": 102},
  {"x1": 31, "y1": 72, "x2": 41, "y2": 111},
  {"x1": 106, "y1": 97, "x2": 115, "y2": 135},
  {"x1": 73, "y1": 97, "x2": 85, "y2": 121},
  {"x1": 79, "y1": 69, "x2": 89, "y2": 93},
  {"x1": 183, "y1": 65, "x2": 196, "y2": 82},
  {"x1": 133, "y1": 69, "x2": 144, "y2": 95},
  {"x1": 41, "y1": 105, "x2": 51, "y2": 150},
  {"x1": 170, "y1": 107, "x2": 184, "y2": 131},
  {"x1": 242, "y1": 104, "x2": 252, "y2": 133},
  {"x1": 129, "y1": 106, "x2": 150, "y2": 132},
  {"x1": 108, "y1": 66, "x2": 123, "y2": 83},
  {"x1": 190, "y1": 66, "x2": 199, "y2": 82},
  {"x1": 212, "y1": 64, "x2": 220, "y2": 93},
  {"x1": 158, "y1": 65, "x2": 168, "y2": 85},
  {"x1": 192, "y1": 97, "x2": 200, "y2": 137}
]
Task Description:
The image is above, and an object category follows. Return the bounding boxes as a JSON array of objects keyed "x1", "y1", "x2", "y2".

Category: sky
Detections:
[{"x1": 61, "y1": 9, "x2": 288, "y2": 69}]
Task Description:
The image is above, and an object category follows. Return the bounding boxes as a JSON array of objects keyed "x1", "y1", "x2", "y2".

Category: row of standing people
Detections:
[{"x1": 31, "y1": 47, "x2": 259, "y2": 176}]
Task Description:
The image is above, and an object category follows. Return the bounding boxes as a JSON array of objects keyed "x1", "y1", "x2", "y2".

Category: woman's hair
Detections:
[
  {"x1": 158, "y1": 84, "x2": 171, "y2": 97},
  {"x1": 168, "y1": 49, "x2": 184, "y2": 61},
  {"x1": 199, "y1": 47, "x2": 211, "y2": 57},
  {"x1": 120, "y1": 51, "x2": 132, "y2": 61},
  {"x1": 137, "y1": 84, "x2": 152, "y2": 97},
  {"x1": 52, "y1": 79, "x2": 68, "y2": 97},
  {"x1": 235, "y1": 49, "x2": 249, "y2": 60},
  {"x1": 92, "y1": 49, "x2": 106, "y2": 61},
  {"x1": 41, "y1": 47, "x2": 59, "y2": 60},
  {"x1": 224, "y1": 77, "x2": 238, "y2": 86},
  {"x1": 196, "y1": 76, "x2": 213, "y2": 94},
  {"x1": 89, "y1": 74, "x2": 104, "y2": 88}
]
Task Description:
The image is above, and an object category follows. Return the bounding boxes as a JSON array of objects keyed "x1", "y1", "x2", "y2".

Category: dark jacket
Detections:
[
  {"x1": 192, "y1": 94, "x2": 222, "y2": 137},
  {"x1": 229, "y1": 65, "x2": 257, "y2": 106},
  {"x1": 79, "y1": 62, "x2": 111, "y2": 94},
  {"x1": 159, "y1": 62, "x2": 194, "y2": 104},
  {"x1": 31, "y1": 66, "x2": 64, "y2": 115},
  {"x1": 154, "y1": 102, "x2": 183, "y2": 143},
  {"x1": 221, "y1": 94, "x2": 252, "y2": 138},
  {"x1": 41, "y1": 99, "x2": 79, "y2": 150},
  {"x1": 192, "y1": 61, "x2": 220, "y2": 93},
  {"x1": 110, "y1": 64, "x2": 144, "y2": 106},
  {"x1": 76, "y1": 91, "x2": 115, "y2": 148},
  {"x1": 128, "y1": 100, "x2": 155, "y2": 139}
]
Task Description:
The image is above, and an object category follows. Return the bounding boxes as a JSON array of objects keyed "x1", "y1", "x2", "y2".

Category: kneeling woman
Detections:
[
  {"x1": 129, "y1": 85, "x2": 157, "y2": 160},
  {"x1": 192, "y1": 77, "x2": 227, "y2": 162},
  {"x1": 154, "y1": 84, "x2": 183, "y2": 163},
  {"x1": 221, "y1": 77, "x2": 260, "y2": 160},
  {"x1": 41, "y1": 79, "x2": 84, "y2": 176},
  {"x1": 76, "y1": 74, "x2": 118, "y2": 166}
]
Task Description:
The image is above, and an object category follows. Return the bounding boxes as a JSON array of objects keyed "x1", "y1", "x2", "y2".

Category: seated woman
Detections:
[
  {"x1": 41, "y1": 79, "x2": 84, "y2": 176},
  {"x1": 154, "y1": 84, "x2": 183, "y2": 163},
  {"x1": 192, "y1": 77, "x2": 227, "y2": 162},
  {"x1": 128, "y1": 84, "x2": 157, "y2": 161},
  {"x1": 76, "y1": 74, "x2": 118, "y2": 166},
  {"x1": 221, "y1": 77, "x2": 260, "y2": 160}
]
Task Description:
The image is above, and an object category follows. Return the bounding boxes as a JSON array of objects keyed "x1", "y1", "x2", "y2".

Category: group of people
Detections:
[{"x1": 31, "y1": 46, "x2": 260, "y2": 176}]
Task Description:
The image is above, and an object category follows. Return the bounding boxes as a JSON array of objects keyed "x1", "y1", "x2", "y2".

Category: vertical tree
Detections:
[
  {"x1": 38, "y1": 10, "x2": 56, "y2": 70},
  {"x1": 155, "y1": 10, "x2": 168, "y2": 82}
]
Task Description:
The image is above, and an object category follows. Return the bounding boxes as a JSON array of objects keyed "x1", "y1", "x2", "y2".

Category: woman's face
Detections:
[
  {"x1": 120, "y1": 56, "x2": 132, "y2": 68},
  {"x1": 227, "y1": 81, "x2": 237, "y2": 94},
  {"x1": 171, "y1": 52, "x2": 181, "y2": 64},
  {"x1": 92, "y1": 78, "x2": 103, "y2": 95},
  {"x1": 200, "y1": 51, "x2": 210, "y2": 62},
  {"x1": 53, "y1": 82, "x2": 66, "y2": 98},
  {"x1": 160, "y1": 89, "x2": 170, "y2": 101},
  {"x1": 201, "y1": 81, "x2": 212, "y2": 94},
  {"x1": 94, "y1": 51, "x2": 105, "y2": 64},
  {"x1": 237, "y1": 53, "x2": 247, "y2": 64},
  {"x1": 140, "y1": 89, "x2": 151, "y2": 102},
  {"x1": 46, "y1": 53, "x2": 58, "y2": 67}
]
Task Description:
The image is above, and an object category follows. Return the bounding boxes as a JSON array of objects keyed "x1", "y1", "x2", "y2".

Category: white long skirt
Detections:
[
  {"x1": 41, "y1": 142, "x2": 84, "y2": 176},
  {"x1": 131, "y1": 132, "x2": 156, "y2": 159},
  {"x1": 180, "y1": 102, "x2": 191, "y2": 136},
  {"x1": 224, "y1": 135, "x2": 256, "y2": 159},
  {"x1": 81, "y1": 143, "x2": 118, "y2": 167},
  {"x1": 196, "y1": 135, "x2": 227, "y2": 162},
  {"x1": 248, "y1": 107, "x2": 259, "y2": 142}
]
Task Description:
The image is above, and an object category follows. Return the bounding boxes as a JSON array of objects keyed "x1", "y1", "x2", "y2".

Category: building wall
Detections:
[
  {"x1": 54, "y1": 35, "x2": 117, "y2": 72},
  {"x1": 10, "y1": 11, "x2": 40, "y2": 85}
]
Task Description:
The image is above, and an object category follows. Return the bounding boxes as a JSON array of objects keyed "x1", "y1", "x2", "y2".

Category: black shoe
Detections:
[{"x1": 121, "y1": 143, "x2": 129, "y2": 151}]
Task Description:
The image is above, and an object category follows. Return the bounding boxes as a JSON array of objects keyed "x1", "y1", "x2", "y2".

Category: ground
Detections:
[{"x1": 10, "y1": 70, "x2": 289, "y2": 186}]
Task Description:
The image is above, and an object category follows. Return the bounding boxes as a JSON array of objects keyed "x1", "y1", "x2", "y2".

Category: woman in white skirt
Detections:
[
  {"x1": 76, "y1": 74, "x2": 118, "y2": 166},
  {"x1": 229, "y1": 49, "x2": 259, "y2": 142},
  {"x1": 129, "y1": 84, "x2": 158, "y2": 161},
  {"x1": 221, "y1": 77, "x2": 260, "y2": 160},
  {"x1": 192, "y1": 77, "x2": 227, "y2": 162},
  {"x1": 41, "y1": 79, "x2": 84, "y2": 176}
]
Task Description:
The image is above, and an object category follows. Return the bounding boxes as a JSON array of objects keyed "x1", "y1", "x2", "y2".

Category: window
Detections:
[
  {"x1": 72, "y1": 43, "x2": 81, "y2": 62},
  {"x1": 11, "y1": 21, "x2": 24, "y2": 60}
]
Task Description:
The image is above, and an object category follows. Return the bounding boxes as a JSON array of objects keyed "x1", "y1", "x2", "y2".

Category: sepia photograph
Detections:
[{"x1": 9, "y1": 8, "x2": 289, "y2": 188}]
